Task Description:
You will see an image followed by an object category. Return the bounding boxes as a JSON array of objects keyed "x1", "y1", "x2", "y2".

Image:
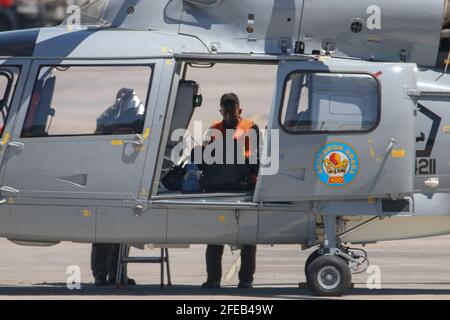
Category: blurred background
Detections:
[{"x1": 0, "y1": 0, "x2": 86, "y2": 31}]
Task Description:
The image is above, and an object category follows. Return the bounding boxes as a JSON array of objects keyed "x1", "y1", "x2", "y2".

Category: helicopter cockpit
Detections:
[{"x1": 20, "y1": 65, "x2": 152, "y2": 138}]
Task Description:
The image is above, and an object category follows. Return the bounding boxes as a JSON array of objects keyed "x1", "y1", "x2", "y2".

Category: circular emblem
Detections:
[{"x1": 314, "y1": 142, "x2": 359, "y2": 187}]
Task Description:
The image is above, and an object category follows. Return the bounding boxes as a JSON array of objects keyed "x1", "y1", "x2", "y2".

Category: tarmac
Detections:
[{"x1": 1, "y1": 236, "x2": 450, "y2": 300}]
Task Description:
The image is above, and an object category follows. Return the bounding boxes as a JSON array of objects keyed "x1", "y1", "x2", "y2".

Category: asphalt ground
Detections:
[{"x1": 1, "y1": 236, "x2": 450, "y2": 300}]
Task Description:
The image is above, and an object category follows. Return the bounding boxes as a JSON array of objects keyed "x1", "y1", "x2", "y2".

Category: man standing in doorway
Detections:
[{"x1": 200, "y1": 93, "x2": 259, "y2": 289}]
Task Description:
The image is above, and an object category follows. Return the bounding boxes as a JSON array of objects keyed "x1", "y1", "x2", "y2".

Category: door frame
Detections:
[{"x1": 0, "y1": 58, "x2": 32, "y2": 186}]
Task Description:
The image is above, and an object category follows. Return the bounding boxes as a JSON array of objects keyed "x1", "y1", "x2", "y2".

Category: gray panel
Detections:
[
  {"x1": 258, "y1": 211, "x2": 310, "y2": 244},
  {"x1": 341, "y1": 215, "x2": 450, "y2": 244},
  {"x1": 167, "y1": 209, "x2": 238, "y2": 244},
  {"x1": 413, "y1": 91, "x2": 450, "y2": 192},
  {"x1": 102, "y1": 0, "x2": 183, "y2": 32},
  {"x1": 417, "y1": 69, "x2": 450, "y2": 93},
  {"x1": 179, "y1": 0, "x2": 304, "y2": 54},
  {"x1": 33, "y1": 28, "x2": 209, "y2": 59},
  {"x1": 16, "y1": 0, "x2": 443, "y2": 67},
  {"x1": 320, "y1": 199, "x2": 410, "y2": 217},
  {"x1": 255, "y1": 60, "x2": 417, "y2": 202},
  {"x1": 96, "y1": 207, "x2": 167, "y2": 243},
  {"x1": 2, "y1": 139, "x2": 148, "y2": 199},
  {"x1": 299, "y1": 0, "x2": 443, "y2": 67},
  {"x1": 320, "y1": 194, "x2": 450, "y2": 217},
  {"x1": 237, "y1": 210, "x2": 258, "y2": 244},
  {"x1": 0, "y1": 204, "x2": 94, "y2": 242}
]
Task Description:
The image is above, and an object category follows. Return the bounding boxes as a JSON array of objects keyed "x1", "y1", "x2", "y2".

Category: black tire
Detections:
[
  {"x1": 304, "y1": 249, "x2": 321, "y2": 275},
  {"x1": 306, "y1": 255, "x2": 352, "y2": 296}
]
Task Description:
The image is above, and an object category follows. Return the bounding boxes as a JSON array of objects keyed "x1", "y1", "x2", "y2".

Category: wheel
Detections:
[
  {"x1": 304, "y1": 249, "x2": 321, "y2": 275},
  {"x1": 304, "y1": 249, "x2": 322, "y2": 287},
  {"x1": 306, "y1": 255, "x2": 352, "y2": 296}
]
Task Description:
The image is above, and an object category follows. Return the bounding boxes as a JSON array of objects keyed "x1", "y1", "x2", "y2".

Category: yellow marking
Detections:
[
  {"x1": 143, "y1": 128, "x2": 150, "y2": 140},
  {"x1": 368, "y1": 197, "x2": 375, "y2": 205},
  {"x1": 218, "y1": 215, "x2": 225, "y2": 223},
  {"x1": 368, "y1": 140, "x2": 378, "y2": 160},
  {"x1": 161, "y1": 47, "x2": 168, "y2": 53},
  {"x1": 1, "y1": 132, "x2": 10, "y2": 146},
  {"x1": 391, "y1": 149, "x2": 406, "y2": 158},
  {"x1": 368, "y1": 36, "x2": 381, "y2": 42},
  {"x1": 82, "y1": 209, "x2": 91, "y2": 217},
  {"x1": 444, "y1": 125, "x2": 450, "y2": 134},
  {"x1": 111, "y1": 140, "x2": 123, "y2": 146},
  {"x1": 165, "y1": 59, "x2": 173, "y2": 65},
  {"x1": 319, "y1": 56, "x2": 330, "y2": 62}
]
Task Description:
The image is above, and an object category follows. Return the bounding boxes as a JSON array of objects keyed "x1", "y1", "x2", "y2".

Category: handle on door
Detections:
[
  {"x1": 8, "y1": 141, "x2": 25, "y2": 149},
  {"x1": 124, "y1": 134, "x2": 145, "y2": 147},
  {"x1": 0, "y1": 141, "x2": 25, "y2": 151},
  {"x1": 382, "y1": 138, "x2": 396, "y2": 157},
  {"x1": 0, "y1": 186, "x2": 19, "y2": 193},
  {"x1": 0, "y1": 186, "x2": 19, "y2": 205}
]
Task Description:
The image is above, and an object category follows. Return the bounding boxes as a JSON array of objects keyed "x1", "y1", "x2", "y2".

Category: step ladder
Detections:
[{"x1": 116, "y1": 244, "x2": 172, "y2": 288}]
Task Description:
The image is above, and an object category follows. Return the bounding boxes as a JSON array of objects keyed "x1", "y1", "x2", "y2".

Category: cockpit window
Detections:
[
  {"x1": 0, "y1": 69, "x2": 18, "y2": 138},
  {"x1": 21, "y1": 65, "x2": 153, "y2": 138},
  {"x1": 62, "y1": 0, "x2": 110, "y2": 26},
  {"x1": 280, "y1": 72, "x2": 380, "y2": 134}
]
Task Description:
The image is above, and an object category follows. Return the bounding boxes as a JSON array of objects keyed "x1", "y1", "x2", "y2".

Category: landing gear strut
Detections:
[{"x1": 304, "y1": 215, "x2": 357, "y2": 296}]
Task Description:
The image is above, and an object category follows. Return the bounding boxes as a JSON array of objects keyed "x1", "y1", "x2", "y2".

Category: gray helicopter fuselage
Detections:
[{"x1": 0, "y1": 0, "x2": 449, "y2": 247}]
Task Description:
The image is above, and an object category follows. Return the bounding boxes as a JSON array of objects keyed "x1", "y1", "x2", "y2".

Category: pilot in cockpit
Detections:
[{"x1": 95, "y1": 87, "x2": 145, "y2": 135}]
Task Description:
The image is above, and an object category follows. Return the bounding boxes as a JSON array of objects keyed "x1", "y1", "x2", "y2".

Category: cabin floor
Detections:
[{"x1": 152, "y1": 191, "x2": 253, "y2": 202}]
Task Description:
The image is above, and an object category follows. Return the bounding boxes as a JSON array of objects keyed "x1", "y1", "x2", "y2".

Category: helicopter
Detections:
[{"x1": 0, "y1": 0, "x2": 449, "y2": 296}]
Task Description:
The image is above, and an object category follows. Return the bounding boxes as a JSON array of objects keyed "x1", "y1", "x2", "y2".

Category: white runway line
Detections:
[{"x1": 223, "y1": 255, "x2": 241, "y2": 283}]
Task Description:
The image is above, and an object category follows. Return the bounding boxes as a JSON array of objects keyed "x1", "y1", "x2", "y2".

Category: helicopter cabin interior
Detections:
[{"x1": 152, "y1": 60, "x2": 275, "y2": 201}]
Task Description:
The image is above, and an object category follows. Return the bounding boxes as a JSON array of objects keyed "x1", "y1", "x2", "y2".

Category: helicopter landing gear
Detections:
[
  {"x1": 304, "y1": 215, "x2": 368, "y2": 296},
  {"x1": 304, "y1": 245, "x2": 370, "y2": 296}
]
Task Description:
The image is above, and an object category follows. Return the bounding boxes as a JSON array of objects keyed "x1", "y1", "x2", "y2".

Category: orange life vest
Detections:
[{"x1": 210, "y1": 118, "x2": 255, "y2": 159}]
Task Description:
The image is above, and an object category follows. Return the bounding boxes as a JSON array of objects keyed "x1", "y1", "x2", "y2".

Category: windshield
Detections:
[{"x1": 63, "y1": 0, "x2": 111, "y2": 26}]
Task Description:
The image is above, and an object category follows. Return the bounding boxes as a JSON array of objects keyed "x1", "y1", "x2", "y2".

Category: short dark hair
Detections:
[{"x1": 220, "y1": 93, "x2": 240, "y2": 112}]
